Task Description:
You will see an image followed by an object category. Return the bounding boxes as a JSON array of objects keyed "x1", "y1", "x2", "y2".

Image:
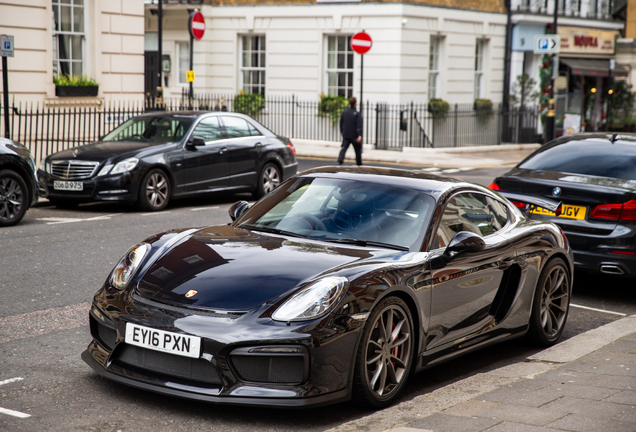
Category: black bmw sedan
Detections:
[
  {"x1": 490, "y1": 133, "x2": 636, "y2": 278},
  {"x1": 0, "y1": 138, "x2": 39, "y2": 227},
  {"x1": 38, "y1": 112, "x2": 298, "y2": 211},
  {"x1": 82, "y1": 167, "x2": 573, "y2": 408}
]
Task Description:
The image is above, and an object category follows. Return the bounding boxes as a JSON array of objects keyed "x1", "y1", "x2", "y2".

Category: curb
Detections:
[{"x1": 326, "y1": 314, "x2": 636, "y2": 432}]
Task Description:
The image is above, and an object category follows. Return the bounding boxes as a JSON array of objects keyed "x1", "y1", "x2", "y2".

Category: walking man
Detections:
[{"x1": 338, "y1": 96, "x2": 363, "y2": 166}]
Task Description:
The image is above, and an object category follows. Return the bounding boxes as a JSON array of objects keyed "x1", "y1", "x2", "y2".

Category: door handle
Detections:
[
  {"x1": 499, "y1": 257, "x2": 515, "y2": 269},
  {"x1": 219, "y1": 147, "x2": 228, "y2": 154},
  {"x1": 254, "y1": 142, "x2": 263, "y2": 147}
]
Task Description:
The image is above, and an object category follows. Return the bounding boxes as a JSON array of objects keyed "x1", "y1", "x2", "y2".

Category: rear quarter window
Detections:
[{"x1": 519, "y1": 139, "x2": 636, "y2": 180}]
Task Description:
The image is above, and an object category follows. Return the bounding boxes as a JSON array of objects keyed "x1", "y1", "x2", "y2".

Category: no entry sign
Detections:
[
  {"x1": 350, "y1": 32, "x2": 372, "y2": 55},
  {"x1": 189, "y1": 11, "x2": 206, "y2": 40}
]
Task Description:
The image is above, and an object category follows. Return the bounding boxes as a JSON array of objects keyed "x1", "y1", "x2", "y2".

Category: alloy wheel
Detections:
[
  {"x1": 261, "y1": 165, "x2": 280, "y2": 195},
  {"x1": 539, "y1": 264, "x2": 569, "y2": 338},
  {"x1": 145, "y1": 172, "x2": 168, "y2": 209},
  {"x1": 364, "y1": 304, "x2": 412, "y2": 398},
  {"x1": 0, "y1": 176, "x2": 24, "y2": 222}
]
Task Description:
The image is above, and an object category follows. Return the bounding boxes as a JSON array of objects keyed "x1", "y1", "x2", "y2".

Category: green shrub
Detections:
[
  {"x1": 318, "y1": 93, "x2": 348, "y2": 125},
  {"x1": 233, "y1": 92, "x2": 265, "y2": 117},
  {"x1": 53, "y1": 74, "x2": 98, "y2": 87},
  {"x1": 474, "y1": 98, "x2": 494, "y2": 124},
  {"x1": 428, "y1": 98, "x2": 450, "y2": 120}
]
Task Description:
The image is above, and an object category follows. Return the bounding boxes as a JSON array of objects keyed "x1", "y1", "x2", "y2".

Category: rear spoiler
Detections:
[{"x1": 496, "y1": 191, "x2": 563, "y2": 216}]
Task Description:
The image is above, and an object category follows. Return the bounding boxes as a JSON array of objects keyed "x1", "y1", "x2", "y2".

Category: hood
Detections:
[
  {"x1": 48, "y1": 140, "x2": 173, "y2": 162},
  {"x1": 135, "y1": 225, "x2": 383, "y2": 311}
]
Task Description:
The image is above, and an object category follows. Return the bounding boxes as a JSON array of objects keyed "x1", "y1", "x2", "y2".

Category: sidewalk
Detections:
[
  {"x1": 292, "y1": 139, "x2": 541, "y2": 169},
  {"x1": 328, "y1": 315, "x2": 636, "y2": 432}
]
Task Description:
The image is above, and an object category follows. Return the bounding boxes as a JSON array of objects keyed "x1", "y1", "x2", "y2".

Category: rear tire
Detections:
[
  {"x1": 253, "y1": 163, "x2": 281, "y2": 200},
  {"x1": 528, "y1": 258, "x2": 571, "y2": 347},
  {"x1": 0, "y1": 169, "x2": 28, "y2": 227},
  {"x1": 352, "y1": 296, "x2": 414, "y2": 408},
  {"x1": 137, "y1": 168, "x2": 170, "y2": 211}
]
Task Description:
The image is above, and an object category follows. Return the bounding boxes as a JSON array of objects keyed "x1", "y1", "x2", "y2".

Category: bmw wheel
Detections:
[
  {"x1": 353, "y1": 296, "x2": 414, "y2": 408},
  {"x1": 137, "y1": 168, "x2": 170, "y2": 211},
  {"x1": 528, "y1": 258, "x2": 571, "y2": 347},
  {"x1": 0, "y1": 169, "x2": 28, "y2": 227},
  {"x1": 253, "y1": 163, "x2": 281, "y2": 199}
]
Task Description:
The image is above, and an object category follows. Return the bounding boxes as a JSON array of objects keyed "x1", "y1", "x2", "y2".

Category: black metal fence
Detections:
[{"x1": 1, "y1": 94, "x2": 541, "y2": 162}]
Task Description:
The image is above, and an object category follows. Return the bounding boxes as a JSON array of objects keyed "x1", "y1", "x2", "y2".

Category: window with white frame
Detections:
[
  {"x1": 240, "y1": 35, "x2": 266, "y2": 95},
  {"x1": 474, "y1": 39, "x2": 485, "y2": 99},
  {"x1": 178, "y1": 41, "x2": 189, "y2": 85},
  {"x1": 428, "y1": 36, "x2": 440, "y2": 101},
  {"x1": 326, "y1": 35, "x2": 354, "y2": 98},
  {"x1": 52, "y1": 0, "x2": 85, "y2": 77}
]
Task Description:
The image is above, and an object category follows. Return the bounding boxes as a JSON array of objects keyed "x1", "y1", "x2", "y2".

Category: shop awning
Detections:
[{"x1": 561, "y1": 58, "x2": 629, "y2": 77}]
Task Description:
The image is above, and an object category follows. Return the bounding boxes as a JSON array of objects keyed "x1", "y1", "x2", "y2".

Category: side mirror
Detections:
[
  {"x1": 229, "y1": 200, "x2": 250, "y2": 222},
  {"x1": 186, "y1": 136, "x2": 205, "y2": 150},
  {"x1": 444, "y1": 231, "x2": 485, "y2": 257}
]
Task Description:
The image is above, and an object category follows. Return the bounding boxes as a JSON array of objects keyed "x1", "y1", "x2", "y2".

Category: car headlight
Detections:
[
  {"x1": 110, "y1": 157, "x2": 139, "y2": 175},
  {"x1": 37, "y1": 158, "x2": 50, "y2": 174},
  {"x1": 97, "y1": 164, "x2": 114, "y2": 176},
  {"x1": 110, "y1": 242, "x2": 151, "y2": 290},
  {"x1": 272, "y1": 276, "x2": 348, "y2": 322}
]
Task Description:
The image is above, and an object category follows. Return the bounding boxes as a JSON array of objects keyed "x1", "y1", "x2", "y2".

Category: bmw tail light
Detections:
[
  {"x1": 287, "y1": 141, "x2": 296, "y2": 156},
  {"x1": 590, "y1": 200, "x2": 636, "y2": 221},
  {"x1": 488, "y1": 182, "x2": 526, "y2": 208}
]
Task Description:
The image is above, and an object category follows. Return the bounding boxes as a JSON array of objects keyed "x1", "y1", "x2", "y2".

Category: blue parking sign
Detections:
[
  {"x1": 534, "y1": 35, "x2": 560, "y2": 54},
  {"x1": 1, "y1": 35, "x2": 14, "y2": 57},
  {"x1": 538, "y1": 38, "x2": 548, "y2": 50}
]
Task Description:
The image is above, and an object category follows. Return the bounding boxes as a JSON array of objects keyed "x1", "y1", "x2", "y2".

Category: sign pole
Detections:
[
  {"x1": 350, "y1": 31, "x2": 372, "y2": 145},
  {"x1": 360, "y1": 52, "x2": 363, "y2": 142},
  {"x1": 189, "y1": 32, "x2": 193, "y2": 108},
  {"x1": 2, "y1": 56, "x2": 9, "y2": 139}
]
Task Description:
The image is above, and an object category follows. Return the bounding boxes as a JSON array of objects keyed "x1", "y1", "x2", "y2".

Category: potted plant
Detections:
[
  {"x1": 428, "y1": 98, "x2": 450, "y2": 119},
  {"x1": 317, "y1": 93, "x2": 348, "y2": 126},
  {"x1": 473, "y1": 98, "x2": 494, "y2": 124},
  {"x1": 54, "y1": 74, "x2": 99, "y2": 97},
  {"x1": 232, "y1": 91, "x2": 265, "y2": 117}
]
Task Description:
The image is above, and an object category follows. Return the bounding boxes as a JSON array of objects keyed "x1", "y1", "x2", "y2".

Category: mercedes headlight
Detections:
[
  {"x1": 110, "y1": 157, "x2": 139, "y2": 175},
  {"x1": 272, "y1": 276, "x2": 348, "y2": 322},
  {"x1": 38, "y1": 158, "x2": 50, "y2": 174},
  {"x1": 110, "y1": 243, "x2": 151, "y2": 290}
]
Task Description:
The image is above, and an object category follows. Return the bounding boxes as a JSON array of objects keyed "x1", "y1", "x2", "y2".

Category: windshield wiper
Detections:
[
  {"x1": 240, "y1": 225, "x2": 306, "y2": 239},
  {"x1": 324, "y1": 237, "x2": 408, "y2": 251}
]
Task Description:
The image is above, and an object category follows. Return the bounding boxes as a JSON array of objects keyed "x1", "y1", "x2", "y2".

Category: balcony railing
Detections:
[{"x1": 514, "y1": 0, "x2": 615, "y2": 20}]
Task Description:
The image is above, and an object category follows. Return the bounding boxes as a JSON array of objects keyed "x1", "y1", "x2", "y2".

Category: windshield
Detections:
[
  {"x1": 102, "y1": 116, "x2": 193, "y2": 143},
  {"x1": 236, "y1": 176, "x2": 435, "y2": 250},
  {"x1": 519, "y1": 139, "x2": 636, "y2": 180}
]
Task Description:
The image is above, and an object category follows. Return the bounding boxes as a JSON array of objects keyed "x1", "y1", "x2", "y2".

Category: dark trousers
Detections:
[{"x1": 337, "y1": 138, "x2": 362, "y2": 166}]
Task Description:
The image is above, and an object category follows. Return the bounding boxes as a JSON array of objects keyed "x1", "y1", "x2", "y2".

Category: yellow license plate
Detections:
[{"x1": 529, "y1": 204, "x2": 587, "y2": 220}]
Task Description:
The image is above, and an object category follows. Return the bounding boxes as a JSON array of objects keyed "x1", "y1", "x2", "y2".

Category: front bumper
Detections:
[
  {"x1": 38, "y1": 170, "x2": 140, "y2": 203},
  {"x1": 82, "y1": 289, "x2": 362, "y2": 407}
]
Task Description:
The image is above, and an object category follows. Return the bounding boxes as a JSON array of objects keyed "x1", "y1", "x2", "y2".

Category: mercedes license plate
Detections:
[
  {"x1": 53, "y1": 180, "x2": 83, "y2": 191},
  {"x1": 125, "y1": 323, "x2": 201, "y2": 358}
]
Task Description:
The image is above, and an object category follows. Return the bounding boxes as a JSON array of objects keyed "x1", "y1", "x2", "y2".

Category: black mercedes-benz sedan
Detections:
[
  {"x1": 490, "y1": 133, "x2": 636, "y2": 279},
  {"x1": 38, "y1": 112, "x2": 298, "y2": 211},
  {"x1": 0, "y1": 138, "x2": 39, "y2": 227},
  {"x1": 82, "y1": 167, "x2": 573, "y2": 408}
]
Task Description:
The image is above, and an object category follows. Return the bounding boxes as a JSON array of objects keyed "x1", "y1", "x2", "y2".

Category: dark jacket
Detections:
[{"x1": 340, "y1": 107, "x2": 363, "y2": 140}]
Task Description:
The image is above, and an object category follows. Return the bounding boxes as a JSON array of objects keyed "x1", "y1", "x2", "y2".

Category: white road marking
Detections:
[
  {"x1": 191, "y1": 206, "x2": 220, "y2": 211},
  {"x1": 570, "y1": 303, "x2": 627, "y2": 316},
  {"x1": 442, "y1": 169, "x2": 461, "y2": 174},
  {"x1": 37, "y1": 214, "x2": 122, "y2": 225},
  {"x1": 0, "y1": 377, "x2": 24, "y2": 386},
  {"x1": 0, "y1": 407, "x2": 31, "y2": 419},
  {"x1": 141, "y1": 211, "x2": 171, "y2": 216},
  {"x1": 420, "y1": 168, "x2": 440, "y2": 172}
]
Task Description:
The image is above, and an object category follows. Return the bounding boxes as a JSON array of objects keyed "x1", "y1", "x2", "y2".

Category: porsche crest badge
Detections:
[{"x1": 185, "y1": 290, "x2": 198, "y2": 298}]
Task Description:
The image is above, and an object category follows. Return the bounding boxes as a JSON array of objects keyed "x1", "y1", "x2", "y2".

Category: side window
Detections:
[
  {"x1": 437, "y1": 192, "x2": 507, "y2": 247},
  {"x1": 221, "y1": 116, "x2": 251, "y2": 138},
  {"x1": 192, "y1": 117, "x2": 223, "y2": 142},
  {"x1": 248, "y1": 122, "x2": 262, "y2": 136}
]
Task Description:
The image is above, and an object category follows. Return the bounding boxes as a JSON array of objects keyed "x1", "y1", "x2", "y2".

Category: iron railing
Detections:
[
  {"x1": 515, "y1": 0, "x2": 615, "y2": 19},
  {"x1": 1, "y1": 95, "x2": 542, "y2": 162}
]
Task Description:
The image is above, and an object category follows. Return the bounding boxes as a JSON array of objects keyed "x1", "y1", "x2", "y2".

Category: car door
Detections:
[
  {"x1": 183, "y1": 116, "x2": 230, "y2": 193},
  {"x1": 426, "y1": 191, "x2": 517, "y2": 350},
  {"x1": 220, "y1": 115, "x2": 265, "y2": 188}
]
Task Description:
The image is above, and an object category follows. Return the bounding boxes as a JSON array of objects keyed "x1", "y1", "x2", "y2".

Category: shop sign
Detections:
[{"x1": 558, "y1": 27, "x2": 618, "y2": 56}]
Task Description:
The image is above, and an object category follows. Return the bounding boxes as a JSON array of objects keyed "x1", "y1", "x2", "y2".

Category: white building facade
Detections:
[
  {"x1": 146, "y1": 1, "x2": 508, "y2": 105},
  {"x1": 0, "y1": 0, "x2": 145, "y2": 105}
]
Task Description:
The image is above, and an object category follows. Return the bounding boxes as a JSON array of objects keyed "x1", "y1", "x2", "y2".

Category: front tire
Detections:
[
  {"x1": 0, "y1": 169, "x2": 28, "y2": 227},
  {"x1": 353, "y1": 296, "x2": 414, "y2": 408},
  {"x1": 528, "y1": 258, "x2": 571, "y2": 347},
  {"x1": 137, "y1": 169, "x2": 170, "y2": 211},
  {"x1": 253, "y1": 163, "x2": 281, "y2": 199}
]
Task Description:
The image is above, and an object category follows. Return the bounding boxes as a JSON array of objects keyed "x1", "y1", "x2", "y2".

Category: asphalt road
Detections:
[{"x1": 1, "y1": 157, "x2": 634, "y2": 432}]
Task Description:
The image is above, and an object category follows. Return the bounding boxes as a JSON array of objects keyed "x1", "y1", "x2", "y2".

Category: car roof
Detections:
[
  {"x1": 298, "y1": 166, "x2": 489, "y2": 199},
  {"x1": 135, "y1": 111, "x2": 250, "y2": 119}
]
